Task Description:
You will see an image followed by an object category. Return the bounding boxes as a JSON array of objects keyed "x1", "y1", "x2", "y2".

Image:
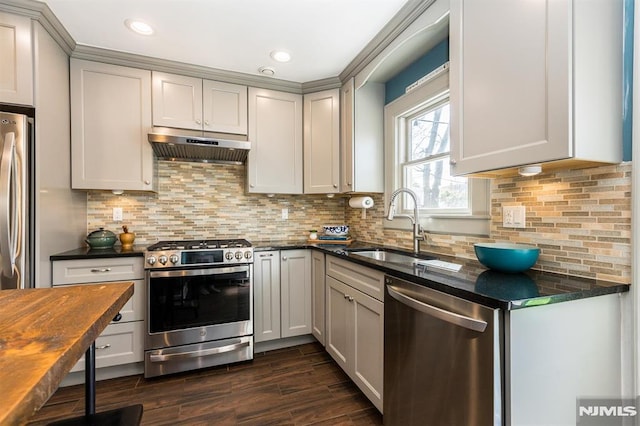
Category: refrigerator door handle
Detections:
[{"x1": 0, "y1": 132, "x2": 17, "y2": 278}]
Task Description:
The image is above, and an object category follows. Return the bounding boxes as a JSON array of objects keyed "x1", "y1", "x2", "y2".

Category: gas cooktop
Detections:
[{"x1": 144, "y1": 239, "x2": 253, "y2": 269}]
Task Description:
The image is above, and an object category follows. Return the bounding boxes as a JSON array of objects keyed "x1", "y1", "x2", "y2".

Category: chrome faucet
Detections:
[{"x1": 386, "y1": 188, "x2": 425, "y2": 254}]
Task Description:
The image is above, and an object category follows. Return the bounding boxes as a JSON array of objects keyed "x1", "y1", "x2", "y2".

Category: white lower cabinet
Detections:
[
  {"x1": 51, "y1": 256, "x2": 145, "y2": 372},
  {"x1": 311, "y1": 251, "x2": 326, "y2": 345},
  {"x1": 254, "y1": 250, "x2": 312, "y2": 343},
  {"x1": 326, "y1": 256, "x2": 384, "y2": 412},
  {"x1": 254, "y1": 251, "x2": 281, "y2": 343}
]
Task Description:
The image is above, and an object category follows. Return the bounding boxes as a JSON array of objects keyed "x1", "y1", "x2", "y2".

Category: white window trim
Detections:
[{"x1": 384, "y1": 69, "x2": 491, "y2": 236}]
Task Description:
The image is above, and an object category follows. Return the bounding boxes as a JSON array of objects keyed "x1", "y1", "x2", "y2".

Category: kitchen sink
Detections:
[{"x1": 348, "y1": 249, "x2": 463, "y2": 272}]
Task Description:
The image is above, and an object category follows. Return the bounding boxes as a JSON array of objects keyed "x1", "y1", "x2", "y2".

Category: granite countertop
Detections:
[
  {"x1": 51, "y1": 240, "x2": 630, "y2": 310},
  {"x1": 254, "y1": 239, "x2": 630, "y2": 310},
  {"x1": 50, "y1": 245, "x2": 145, "y2": 260},
  {"x1": 0, "y1": 282, "x2": 134, "y2": 425}
]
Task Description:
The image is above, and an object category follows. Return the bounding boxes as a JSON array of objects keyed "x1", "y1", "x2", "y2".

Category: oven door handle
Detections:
[
  {"x1": 149, "y1": 265, "x2": 249, "y2": 278},
  {"x1": 148, "y1": 340, "x2": 250, "y2": 363}
]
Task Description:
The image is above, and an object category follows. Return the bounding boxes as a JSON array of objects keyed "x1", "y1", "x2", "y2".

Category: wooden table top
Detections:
[{"x1": 0, "y1": 282, "x2": 134, "y2": 425}]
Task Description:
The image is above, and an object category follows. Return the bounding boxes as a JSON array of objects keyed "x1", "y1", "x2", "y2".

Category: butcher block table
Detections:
[{"x1": 0, "y1": 282, "x2": 134, "y2": 425}]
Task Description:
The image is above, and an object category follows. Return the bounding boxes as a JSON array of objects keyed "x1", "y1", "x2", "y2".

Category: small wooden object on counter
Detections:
[
  {"x1": 0, "y1": 282, "x2": 134, "y2": 425},
  {"x1": 119, "y1": 225, "x2": 136, "y2": 250}
]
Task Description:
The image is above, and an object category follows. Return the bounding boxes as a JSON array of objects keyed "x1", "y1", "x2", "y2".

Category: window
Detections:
[{"x1": 384, "y1": 66, "x2": 490, "y2": 236}]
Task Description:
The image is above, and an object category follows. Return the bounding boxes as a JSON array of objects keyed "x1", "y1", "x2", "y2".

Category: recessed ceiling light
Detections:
[
  {"x1": 270, "y1": 50, "x2": 291, "y2": 63},
  {"x1": 258, "y1": 66, "x2": 276, "y2": 77},
  {"x1": 125, "y1": 19, "x2": 154, "y2": 36}
]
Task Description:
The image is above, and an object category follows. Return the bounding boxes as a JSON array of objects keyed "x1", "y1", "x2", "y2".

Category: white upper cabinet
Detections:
[
  {"x1": 0, "y1": 12, "x2": 32, "y2": 106},
  {"x1": 304, "y1": 89, "x2": 340, "y2": 194},
  {"x1": 340, "y1": 78, "x2": 384, "y2": 193},
  {"x1": 449, "y1": 0, "x2": 623, "y2": 176},
  {"x1": 71, "y1": 59, "x2": 155, "y2": 191},
  {"x1": 247, "y1": 87, "x2": 303, "y2": 194},
  {"x1": 152, "y1": 71, "x2": 247, "y2": 135}
]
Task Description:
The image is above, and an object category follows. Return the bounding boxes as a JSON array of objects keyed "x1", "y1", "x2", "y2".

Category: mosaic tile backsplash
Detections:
[{"x1": 88, "y1": 161, "x2": 631, "y2": 284}]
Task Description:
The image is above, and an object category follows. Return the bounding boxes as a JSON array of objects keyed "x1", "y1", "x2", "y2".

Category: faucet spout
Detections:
[{"x1": 386, "y1": 188, "x2": 425, "y2": 254}]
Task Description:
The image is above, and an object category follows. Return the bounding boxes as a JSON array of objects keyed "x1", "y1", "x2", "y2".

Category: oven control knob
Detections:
[
  {"x1": 158, "y1": 255, "x2": 168, "y2": 265},
  {"x1": 235, "y1": 251, "x2": 243, "y2": 260},
  {"x1": 244, "y1": 251, "x2": 253, "y2": 260},
  {"x1": 147, "y1": 256, "x2": 157, "y2": 266},
  {"x1": 225, "y1": 252, "x2": 234, "y2": 261},
  {"x1": 169, "y1": 254, "x2": 179, "y2": 264}
]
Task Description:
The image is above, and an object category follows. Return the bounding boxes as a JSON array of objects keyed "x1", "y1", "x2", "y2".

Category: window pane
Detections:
[
  {"x1": 409, "y1": 103, "x2": 450, "y2": 161},
  {"x1": 404, "y1": 157, "x2": 468, "y2": 209}
]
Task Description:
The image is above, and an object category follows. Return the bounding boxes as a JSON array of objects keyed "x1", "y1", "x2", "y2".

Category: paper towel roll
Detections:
[{"x1": 349, "y1": 196, "x2": 374, "y2": 209}]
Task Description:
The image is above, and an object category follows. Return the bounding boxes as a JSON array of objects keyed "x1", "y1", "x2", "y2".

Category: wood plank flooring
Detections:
[{"x1": 27, "y1": 342, "x2": 383, "y2": 425}]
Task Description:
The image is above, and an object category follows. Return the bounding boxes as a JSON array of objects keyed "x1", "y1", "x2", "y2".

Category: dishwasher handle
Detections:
[{"x1": 387, "y1": 285, "x2": 487, "y2": 332}]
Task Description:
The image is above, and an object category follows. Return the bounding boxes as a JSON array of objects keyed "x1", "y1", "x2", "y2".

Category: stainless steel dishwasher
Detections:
[{"x1": 384, "y1": 275, "x2": 503, "y2": 426}]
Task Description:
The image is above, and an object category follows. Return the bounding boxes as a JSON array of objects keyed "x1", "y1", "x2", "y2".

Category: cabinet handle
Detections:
[
  {"x1": 96, "y1": 344, "x2": 111, "y2": 350},
  {"x1": 195, "y1": 119, "x2": 202, "y2": 125},
  {"x1": 344, "y1": 294, "x2": 349, "y2": 300},
  {"x1": 90, "y1": 268, "x2": 111, "y2": 273},
  {"x1": 112, "y1": 313, "x2": 122, "y2": 322},
  {"x1": 348, "y1": 296, "x2": 354, "y2": 302},
  {"x1": 259, "y1": 253, "x2": 273, "y2": 258}
]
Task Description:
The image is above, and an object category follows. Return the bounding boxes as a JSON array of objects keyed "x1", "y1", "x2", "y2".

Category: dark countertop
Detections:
[
  {"x1": 51, "y1": 240, "x2": 630, "y2": 310},
  {"x1": 50, "y1": 246, "x2": 145, "y2": 260},
  {"x1": 253, "y1": 239, "x2": 630, "y2": 310}
]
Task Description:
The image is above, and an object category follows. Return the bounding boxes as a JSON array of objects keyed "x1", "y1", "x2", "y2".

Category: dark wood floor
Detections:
[{"x1": 28, "y1": 342, "x2": 383, "y2": 425}]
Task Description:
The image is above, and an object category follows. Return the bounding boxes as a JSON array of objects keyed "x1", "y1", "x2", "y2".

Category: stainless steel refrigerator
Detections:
[{"x1": 0, "y1": 110, "x2": 33, "y2": 290}]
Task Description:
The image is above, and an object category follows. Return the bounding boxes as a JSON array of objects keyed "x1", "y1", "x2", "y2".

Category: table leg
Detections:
[{"x1": 84, "y1": 342, "x2": 96, "y2": 415}]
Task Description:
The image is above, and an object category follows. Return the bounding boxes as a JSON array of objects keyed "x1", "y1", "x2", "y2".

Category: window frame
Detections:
[{"x1": 384, "y1": 67, "x2": 491, "y2": 236}]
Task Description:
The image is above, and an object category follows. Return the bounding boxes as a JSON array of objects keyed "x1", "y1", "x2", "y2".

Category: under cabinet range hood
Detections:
[{"x1": 148, "y1": 127, "x2": 251, "y2": 164}]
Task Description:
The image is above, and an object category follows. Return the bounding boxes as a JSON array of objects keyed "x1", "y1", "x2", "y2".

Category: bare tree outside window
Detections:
[{"x1": 402, "y1": 102, "x2": 468, "y2": 213}]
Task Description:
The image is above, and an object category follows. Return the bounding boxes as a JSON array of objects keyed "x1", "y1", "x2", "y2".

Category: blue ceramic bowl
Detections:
[{"x1": 474, "y1": 242, "x2": 540, "y2": 273}]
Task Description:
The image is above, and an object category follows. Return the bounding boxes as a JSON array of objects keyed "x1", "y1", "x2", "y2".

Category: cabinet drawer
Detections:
[
  {"x1": 70, "y1": 321, "x2": 144, "y2": 372},
  {"x1": 326, "y1": 256, "x2": 385, "y2": 302},
  {"x1": 52, "y1": 257, "x2": 144, "y2": 285}
]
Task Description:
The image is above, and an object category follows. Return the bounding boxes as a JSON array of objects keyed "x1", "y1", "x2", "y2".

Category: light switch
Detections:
[{"x1": 503, "y1": 206, "x2": 526, "y2": 228}]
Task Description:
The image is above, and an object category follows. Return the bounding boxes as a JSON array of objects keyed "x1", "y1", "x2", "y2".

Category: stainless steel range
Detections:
[{"x1": 144, "y1": 239, "x2": 254, "y2": 378}]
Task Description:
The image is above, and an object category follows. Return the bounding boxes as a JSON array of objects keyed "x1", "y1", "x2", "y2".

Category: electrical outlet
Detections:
[
  {"x1": 113, "y1": 207, "x2": 123, "y2": 222},
  {"x1": 281, "y1": 208, "x2": 288, "y2": 220},
  {"x1": 503, "y1": 206, "x2": 526, "y2": 228}
]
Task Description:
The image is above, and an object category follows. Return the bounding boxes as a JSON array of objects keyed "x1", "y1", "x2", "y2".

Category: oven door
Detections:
[{"x1": 146, "y1": 264, "x2": 253, "y2": 350}]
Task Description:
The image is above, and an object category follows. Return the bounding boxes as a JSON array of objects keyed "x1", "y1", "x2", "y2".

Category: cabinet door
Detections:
[
  {"x1": 280, "y1": 250, "x2": 311, "y2": 338},
  {"x1": 311, "y1": 251, "x2": 326, "y2": 345},
  {"x1": 304, "y1": 89, "x2": 340, "y2": 194},
  {"x1": 449, "y1": 0, "x2": 571, "y2": 175},
  {"x1": 70, "y1": 321, "x2": 145, "y2": 372},
  {"x1": 325, "y1": 276, "x2": 351, "y2": 373},
  {"x1": 352, "y1": 288, "x2": 384, "y2": 412},
  {"x1": 202, "y1": 80, "x2": 247, "y2": 135},
  {"x1": 253, "y1": 251, "x2": 281, "y2": 343},
  {"x1": 71, "y1": 59, "x2": 154, "y2": 191},
  {"x1": 152, "y1": 72, "x2": 203, "y2": 131},
  {"x1": 247, "y1": 88, "x2": 303, "y2": 194},
  {"x1": 0, "y1": 12, "x2": 32, "y2": 106},
  {"x1": 340, "y1": 78, "x2": 355, "y2": 192}
]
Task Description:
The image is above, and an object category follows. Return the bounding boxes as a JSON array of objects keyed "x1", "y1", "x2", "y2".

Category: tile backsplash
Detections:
[{"x1": 88, "y1": 161, "x2": 631, "y2": 284}]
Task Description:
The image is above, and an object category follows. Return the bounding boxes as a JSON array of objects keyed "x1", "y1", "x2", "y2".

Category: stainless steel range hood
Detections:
[{"x1": 148, "y1": 127, "x2": 251, "y2": 164}]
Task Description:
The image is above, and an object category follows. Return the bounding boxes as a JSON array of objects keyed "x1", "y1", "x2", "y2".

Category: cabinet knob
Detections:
[
  {"x1": 333, "y1": 184, "x2": 338, "y2": 188},
  {"x1": 250, "y1": 184, "x2": 255, "y2": 188},
  {"x1": 282, "y1": 256, "x2": 287, "y2": 261},
  {"x1": 348, "y1": 296, "x2": 354, "y2": 302},
  {"x1": 450, "y1": 159, "x2": 457, "y2": 165},
  {"x1": 204, "y1": 120, "x2": 210, "y2": 126},
  {"x1": 195, "y1": 119, "x2": 202, "y2": 125},
  {"x1": 144, "y1": 180, "x2": 151, "y2": 185},
  {"x1": 344, "y1": 294, "x2": 349, "y2": 300}
]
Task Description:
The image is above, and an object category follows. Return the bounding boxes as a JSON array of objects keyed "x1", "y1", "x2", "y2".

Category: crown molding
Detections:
[
  {"x1": 0, "y1": 0, "x2": 75, "y2": 54},
  {"x1": 338, "y1": 0, "x2": 437, "y2": 83},
  {"x1": 301, "y1": 77, "x2": 342, "y2": 93}
]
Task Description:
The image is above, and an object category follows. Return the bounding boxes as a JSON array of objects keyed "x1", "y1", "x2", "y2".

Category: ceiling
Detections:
[{"x1": 42, "y1": 0, "x2": 411, "y2": 83}]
